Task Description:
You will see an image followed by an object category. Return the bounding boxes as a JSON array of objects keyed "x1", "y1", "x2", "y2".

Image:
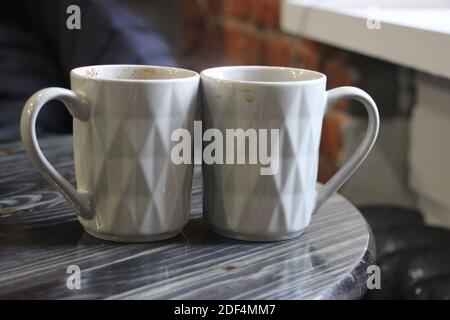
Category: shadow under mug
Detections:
[
  {"x1": 201, "y1": 66, "x2": 379, "y2": 241},
  {"x1": 21, "y1": 65, "x2": 199, "y2": 242}
]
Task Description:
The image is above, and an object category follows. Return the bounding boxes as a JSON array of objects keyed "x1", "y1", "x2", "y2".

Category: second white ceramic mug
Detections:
[
  {"x1": 21, "y1": 65, "x2": 199, "y2": 242},
  {"x1": 201, "y1": 66, "x2": 379, "y2": 241}
]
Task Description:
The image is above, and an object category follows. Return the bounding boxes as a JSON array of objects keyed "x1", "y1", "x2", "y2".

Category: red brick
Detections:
[
  {"x1": 249, "y1": 0, "x2": 280, "y2": 27},
  {"x1": 263, "y1": 35, "x2": 294, "y2": 66},
  {"x1": 323, "y1": 52, "x2": 353, "y2": 109},
  {"x1": 295, "y1": 39, "x2": 321, "y2": 70},
  {"x1": 224, "y1": 23, "x2": 262, "y2": 65},
  {"x1": 224, "y1": 0, "x2": 250, "y2": 19},
  {"x1": 201, "y1": 27, "x2": 226, "y2": 65},
  {"x1": 320, "y1": 112, "x2": 343, "y2": 165},
  {"x1": 323, "y1": 53, "x2": 352, "y2": 86},
  {"x1": 207, "y1": 0, "x2": 225, "y2": 16},
  {"x1": 318, "y1": 155, "x2": 337, "y2": 183}
]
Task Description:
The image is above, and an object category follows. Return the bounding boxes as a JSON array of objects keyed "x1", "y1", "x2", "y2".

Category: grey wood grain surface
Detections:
[{"x1": 0, "y1": 136, "x2": 374, "y2": 299}]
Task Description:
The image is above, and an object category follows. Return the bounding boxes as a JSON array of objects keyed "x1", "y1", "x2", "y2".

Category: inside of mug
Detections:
[
  {"x1": 72, "y1": 65, "x2": 197, "y2": 81},
  {"x1": 202, "y1": 66, "x2": 324, "y2": 83}
]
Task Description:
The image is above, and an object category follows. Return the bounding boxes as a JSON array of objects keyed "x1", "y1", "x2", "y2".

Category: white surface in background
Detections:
[
  {"x1": 340, "y1": 117, "x2": 416, "y2": 208},
  {"x1": 281, "y1": 0, "x2": 450, "y2": 79},
  {"x1": 409, "y1": 74, "x2": 450, "y2": 229},
  {"x1": 297, "y1": 0, "x2": 450, "y2": 35}
]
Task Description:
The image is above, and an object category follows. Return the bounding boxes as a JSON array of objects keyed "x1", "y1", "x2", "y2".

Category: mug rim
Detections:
[
  {"x1": 201, "y1": 65, "x2": 326, "y2": 85},
  {"x1": 70, "y1": 64, "x2": 199, "y2": 83}
]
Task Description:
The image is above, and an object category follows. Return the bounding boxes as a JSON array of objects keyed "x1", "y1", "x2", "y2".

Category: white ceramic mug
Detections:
[
  {"x1": 21, "y1": 65, "x2": 199, "y2": 242},
  {"x1": 201, "y1": 66, "x2": 379, "y2": 241}
]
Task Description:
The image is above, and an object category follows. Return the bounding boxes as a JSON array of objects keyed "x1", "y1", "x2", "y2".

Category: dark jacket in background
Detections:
[{"x1": 0, "y1": 0, "x2": 175, "y2": 142}]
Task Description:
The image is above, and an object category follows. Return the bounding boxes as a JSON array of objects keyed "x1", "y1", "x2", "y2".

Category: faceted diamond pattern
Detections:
[
  {"x1": 203, "y1": 82, "x2": 326, "y2": 236},
  {"x1": 73, "y1": 81, "x2": 196, "y2": 238}
]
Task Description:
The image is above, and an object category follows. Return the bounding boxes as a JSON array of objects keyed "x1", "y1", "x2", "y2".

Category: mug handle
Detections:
[
  {"x1": 315, "y1": 86, "x2": 380, "y2": 211},
  {"x1": 20, "y1": 87, "x2": 93, "y2": 219}
]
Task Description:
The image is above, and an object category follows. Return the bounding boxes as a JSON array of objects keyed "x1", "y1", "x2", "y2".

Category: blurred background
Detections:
[{"x1": 0, "y1": 0, "x2": 449, "y2": 299}]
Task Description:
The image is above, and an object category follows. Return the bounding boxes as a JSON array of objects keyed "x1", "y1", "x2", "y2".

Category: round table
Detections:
[{"x1": 0, "y1": 136, "x2": 374, "y2": 299}]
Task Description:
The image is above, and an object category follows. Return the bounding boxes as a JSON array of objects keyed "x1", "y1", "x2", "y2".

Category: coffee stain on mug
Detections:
[{"x1": 85, "y1": 67, "x2": 98, "y2": 79}]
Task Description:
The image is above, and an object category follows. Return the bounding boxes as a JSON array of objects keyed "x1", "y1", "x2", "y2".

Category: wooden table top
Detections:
[{"x1": 0, "y1": 136, "x2": 374, "y2": 299}]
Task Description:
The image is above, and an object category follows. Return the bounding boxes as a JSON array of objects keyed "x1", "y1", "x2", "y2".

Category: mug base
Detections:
[
  {"x1": 84, "y1": 228, "x2": 182, "y2": 243},
  {"x1": 209, "y1": 226, "x2": 305, "y2": 242}
]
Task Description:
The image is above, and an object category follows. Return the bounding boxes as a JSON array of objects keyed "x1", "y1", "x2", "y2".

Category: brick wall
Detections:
[{"x1": 177, "y1": 0, "x2": 355, "y2": 182}]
